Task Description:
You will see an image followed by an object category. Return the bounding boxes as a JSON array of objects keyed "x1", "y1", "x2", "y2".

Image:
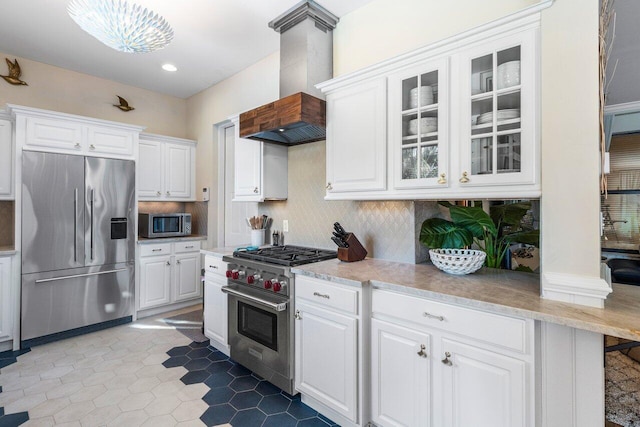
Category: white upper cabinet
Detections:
[
  {"x1": 389, "y1": 58, "x2": 449, "y2": 190},
  {"x1": 0, "y1": 118, "x2": 14, "y2": 199},
  {"x1": 319, "y1": 15, "x2": 541, "y2": 200},
  {"x1": 325, "y1": 77, "x2": 387, "y2": 195},
  {"x1": 230, "y1": 115, "x2": 287, "y2": 202},
  {"x1": 9, "y1": 105, "x2": 142, "y2": 160},
  {"x1": 456, "y1": 29, "x2": 538, "y2": 191},
  {"x1": 138, "y1": 133, "x2": 196, "y2": 201}
]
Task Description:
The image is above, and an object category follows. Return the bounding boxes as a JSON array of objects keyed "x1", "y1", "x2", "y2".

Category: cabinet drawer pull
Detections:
[
  {"x1": 253, "y1": 187, "x2": 259, "y2": 194},
  {"x1": 423, "y1": 312, "x2": 444, "y2": 321},
  {"x1": 152, "y1": 249, "x2": 162, "y2": 252},
  {"x1": 417, "y1": 344, "x2": 427, "y2": 358},
  {"x1": 89, "y1": 144, "x2": 95, "y2": 150},
  {"x1": 437, "y1": 173, "x2": 447, "y2": 184},
  {"x1": 209, "y1": 265, "x2": 218, "y2": 269},
  {"x1": 294, "y1": 310, "x2": 302, "y2": 320},
  {"x1": 156, "y1": 191, "x2": 161, "y2": 196},
  {"x1": 313, "y1": 292, "x2": 330, "y2": 299},
  {"x1": 74, "y1": 143, "x2": 81, "y2": 148},
  {"x1": 442, "y1": 352, "x2": 453, "y2": 366},
  {"x1": 185, "y1": 245, "x2": 194, "y2": 249},
  {"x1": 459, "y1": 171, "x2": 470, "y2": 183},
  {"x1": 166, "y1": 191, "x2": 171, "y2": 196}
]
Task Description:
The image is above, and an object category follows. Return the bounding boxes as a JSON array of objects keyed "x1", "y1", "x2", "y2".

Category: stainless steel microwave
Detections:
[{"x1": 139, "y1": 213, "x2": 191, "y2": 238}]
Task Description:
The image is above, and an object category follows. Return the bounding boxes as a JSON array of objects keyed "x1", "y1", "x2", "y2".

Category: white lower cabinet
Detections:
[
  {"x1": 371, "y1": 319, "x2": 431, "y2": 427},
  {"x1": 295, "y1": 276, "x2": 365, "y2": 426},
  {"x1": 0, "y1": 255, "x2": 13, "y2": 343},
  {"x1": 371, "y1": 289, "x2": 534, "y2": 427},
  {"x1": 203, "y1": 255, "x2": 229, "y2": 354},
  {"x1": 138, "y1": 241, "x2": 202, "y2": 311}
]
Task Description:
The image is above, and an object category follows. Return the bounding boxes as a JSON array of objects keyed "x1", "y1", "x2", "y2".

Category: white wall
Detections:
[{"x1": 0, "y1": 53, "x2": 187, "y2": 137}]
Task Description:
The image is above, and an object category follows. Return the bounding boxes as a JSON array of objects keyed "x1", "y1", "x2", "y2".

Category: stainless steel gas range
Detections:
[{"x1": 222, "y1": 246, "x2": 337, "y2": 395}]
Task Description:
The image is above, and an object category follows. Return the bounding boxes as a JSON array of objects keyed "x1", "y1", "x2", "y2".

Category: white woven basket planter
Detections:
[{"x1": 429, "y1": 249, "x2": 486, "y2": 275}]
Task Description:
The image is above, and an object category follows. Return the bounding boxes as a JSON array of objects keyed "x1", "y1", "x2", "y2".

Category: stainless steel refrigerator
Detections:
[{"x1": 21, "y1": 151, "x2": 135, "y2": 344}]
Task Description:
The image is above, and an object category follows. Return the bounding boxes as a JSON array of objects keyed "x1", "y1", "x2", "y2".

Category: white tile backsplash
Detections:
[{"x1": 258, "y1": 141, "x2": 439, "y2": 263}]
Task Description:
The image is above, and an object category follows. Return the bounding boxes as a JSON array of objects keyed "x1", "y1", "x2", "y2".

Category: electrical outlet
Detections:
[{"x1": 283, "y1": 220, "x2": 289, "y2": 232}]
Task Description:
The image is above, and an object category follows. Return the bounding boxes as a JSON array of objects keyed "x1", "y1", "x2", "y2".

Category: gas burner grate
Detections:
[{"x1": 233, "y1": 245, "x2": 337, "y2": 267}]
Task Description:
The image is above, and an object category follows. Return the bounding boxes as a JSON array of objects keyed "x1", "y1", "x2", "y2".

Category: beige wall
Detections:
[
  {"x1": 540, "y1": 0, "x2": 601, "y2": 278},
  {"x1": 333, "y1": 0, "x2": 538, "y2": 76},
  {"x1": 186, "y1": 53, "x2": 280, "y2": 246},
  {"x1": 0, "y1": 53, "x2": 187, "y2": 137}
]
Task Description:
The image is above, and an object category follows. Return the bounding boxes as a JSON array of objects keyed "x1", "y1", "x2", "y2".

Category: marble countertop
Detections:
[
  {"x1": 0, "y1": 246, "x2": 16, "y2": 256},
  {"x1": 293, "y1": 259, "x2": 640, "y2": 341},
  {"x1": 137, "y1": 235, "x2": 207, "y2": 244}
]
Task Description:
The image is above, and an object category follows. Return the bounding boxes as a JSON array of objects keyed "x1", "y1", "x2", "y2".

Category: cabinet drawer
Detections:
[
  {"x1": 174, "y1": 241, "x2": 201, "y2": 253},
  {"x1": 140, "y1": 243, "x2": 172, "y2": 257},
  {"x1": 296, "y1": 276, "x2": 358, "y2": 315},
  {"x1": 372, "y1": 289, "x2": 530, "y2": 353},
  {"x1": 204, "y1": 256, "x2": 226, "y2": 276}
]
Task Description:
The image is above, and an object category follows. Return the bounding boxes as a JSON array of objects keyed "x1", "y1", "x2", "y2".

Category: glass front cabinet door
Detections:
[
  {"x1": 389, "y1": 58, "x2": 449, "y2": 190},
  {"x1": 458, "y1": 29, "x2": 537, "y2": 189}
]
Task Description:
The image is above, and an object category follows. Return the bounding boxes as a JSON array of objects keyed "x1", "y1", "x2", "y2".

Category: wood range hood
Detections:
[{"x1": 239, "y1": 1, "x2": 338, "y2": 146}]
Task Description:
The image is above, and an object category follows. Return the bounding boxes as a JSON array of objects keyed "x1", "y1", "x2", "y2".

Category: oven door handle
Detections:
[{"x1": 222, "y1": 286, "x2": 288, "y2": 312}]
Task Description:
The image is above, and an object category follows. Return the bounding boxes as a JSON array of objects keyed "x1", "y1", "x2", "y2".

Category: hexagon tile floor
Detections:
[{"x1": 0, "y1": 307, "x2": 338, "y2": 427}]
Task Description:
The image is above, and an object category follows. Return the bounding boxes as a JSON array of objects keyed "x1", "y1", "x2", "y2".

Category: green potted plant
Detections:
[{"x1": 420, "y1": 202, "x2": 539, "y2": 270}]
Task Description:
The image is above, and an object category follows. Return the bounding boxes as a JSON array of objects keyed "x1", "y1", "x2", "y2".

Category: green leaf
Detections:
[
  {"x1": 419, "y1": 218, "x2": 473, "y2": 249},
  {"x1": 503, "y1": 229, "x2": 540, "y2": 247},
  {"x1": 490, "y1": 202, "x2": 531, "y2": 227},
  {"x1": 449, "y1": 206, "x2": 497, "y2": 238}
]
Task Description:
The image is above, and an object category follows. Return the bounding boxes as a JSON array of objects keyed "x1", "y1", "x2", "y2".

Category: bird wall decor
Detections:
[
  {"x1": 1, "y1": 58, "x2": 28, "y2": 86},
  {"x1": 114, "y1": 95, "x2": 135, "y2": 112}
]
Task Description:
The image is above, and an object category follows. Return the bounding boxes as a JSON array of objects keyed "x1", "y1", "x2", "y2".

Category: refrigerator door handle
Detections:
[
  {"x1": 74, "y1": 188, "x2": 78, "y2": 263},
  {"x1": 34, "y1": 268, "x2": 129, "y2": 284},
  {"x1": 90, "y1": 188, "x2": 94, "y2": 260}
]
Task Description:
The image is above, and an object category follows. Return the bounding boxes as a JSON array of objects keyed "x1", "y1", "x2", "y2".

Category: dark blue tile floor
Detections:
[
  {"x1": 165, "y1": 341, "x2": 339, "y2": 427},
  {"x1": 0, "y1": 349, "x2": 31, "y2": 427}
]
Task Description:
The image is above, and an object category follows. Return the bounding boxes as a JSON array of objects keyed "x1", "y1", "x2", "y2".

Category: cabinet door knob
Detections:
[
  {"x1": 326, "y1": 182, "x2": 333, "y2": 190},
  {"x1": 166, "y1": 191, "x2": 171, "y2": 196},
  {"x1": 89, "y1": 144, "x2": 95, "y2": 150},
  {"x1": 177, "y1": 260, "x2": 181, "y2": 264},
  {"x1": 294, "y1": 310, "x2": 302, "y2": 320},
  {"x1": 459, "y1": 171, "x2": 470, "y2": 183},
  {"x1": 74, "y1": 143, "x2": 81, "y2": 149},
  {"x1": 437, "y1": 173, "x2": 447, "y2": 184},
  {"x1": 442, "y1": 351, "x2": 453, "y2": 366},
  {"x1": 417, "y1": 344, "x2": 427, "y2": 358},
  {"x1": 166, "y1": 261, "x2": 171, "y2": 266},
  {"x1": 253, "y1": 187, "x2": 259, "y2": 194}
]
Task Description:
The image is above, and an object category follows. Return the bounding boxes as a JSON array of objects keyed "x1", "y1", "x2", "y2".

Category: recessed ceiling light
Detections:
[{"x1": 162, "y1": 63, "x2": 177, "y2": 72}]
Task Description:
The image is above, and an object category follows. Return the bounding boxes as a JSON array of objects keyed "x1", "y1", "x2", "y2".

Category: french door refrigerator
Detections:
[{"x1": 21, "y1": 151, "x2": 135, "y2": 344}]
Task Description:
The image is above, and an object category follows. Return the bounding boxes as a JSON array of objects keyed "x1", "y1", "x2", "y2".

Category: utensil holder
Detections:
[
  {"x1": 337, "y1": 233, "x2": 368, "y2": 262},
  {"x1": 251, "y1": 229, "x2": 265, "y2": 247}
]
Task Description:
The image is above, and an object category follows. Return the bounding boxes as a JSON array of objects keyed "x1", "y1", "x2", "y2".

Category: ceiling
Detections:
[{"x1": 0, "y1": 0, "x2": 374, "y2": 99}]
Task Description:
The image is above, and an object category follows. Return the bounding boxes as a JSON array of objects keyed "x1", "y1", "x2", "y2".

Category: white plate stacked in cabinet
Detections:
[
  {"x1": 294, "y1": 276, "x2": 369, "y2": 427},
  {"x1": 371, "y1": 288, "x2": 534, "y2": 427},
  {"x1": 203, "y1": 255, "x2": 229, "y2": 355}
]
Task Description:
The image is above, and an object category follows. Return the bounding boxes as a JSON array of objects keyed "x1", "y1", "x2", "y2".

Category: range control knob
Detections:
[
  {"x1": 231, "y1": 270, "x2": 239, "y2": 280},
  {"x1": 226, "y1": 270, "x2": 233, "y2": 278},
  {"x1": 247, "y1": 276, "x2": 255, "y2": 284},
  {"x1": 273, "y1": 282, "x2": 282, "y2": 293},
  {"x1": 263, "y1": 280, "x2": 273, "y2": 289}
]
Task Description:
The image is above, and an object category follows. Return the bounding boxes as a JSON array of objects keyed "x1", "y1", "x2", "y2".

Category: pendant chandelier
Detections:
[{"x1": 67, "y1": 0, "x2": 174, "y2": 53}]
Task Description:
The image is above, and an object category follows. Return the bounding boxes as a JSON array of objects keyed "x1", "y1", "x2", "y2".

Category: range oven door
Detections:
[{"x1": 223, "y1": 285, "x2": 294, "y2": 394}]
